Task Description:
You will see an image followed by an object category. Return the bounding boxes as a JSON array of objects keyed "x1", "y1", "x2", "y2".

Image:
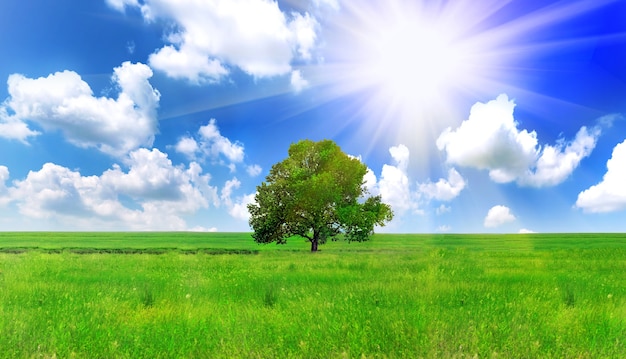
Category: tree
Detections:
[{"x1": 248, "y1": 139, "x2": 393, "y2": 252}]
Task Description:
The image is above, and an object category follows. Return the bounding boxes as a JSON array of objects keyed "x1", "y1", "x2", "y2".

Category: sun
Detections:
[
  {"x1": 356, "y1": 12, "x2": 468, "y2": 109},
  {"x1": 318, "y1": 1, "x2": 502, "y2": 147}
]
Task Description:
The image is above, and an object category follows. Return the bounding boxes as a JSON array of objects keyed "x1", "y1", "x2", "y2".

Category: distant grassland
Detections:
[{"x1": 0, "y1": 232, "x2": 625, "y2": 358}]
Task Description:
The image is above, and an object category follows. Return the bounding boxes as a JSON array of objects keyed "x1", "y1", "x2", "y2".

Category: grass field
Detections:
[{"x1": 0, "y1": 232, "x2": 625, "y2": 358}]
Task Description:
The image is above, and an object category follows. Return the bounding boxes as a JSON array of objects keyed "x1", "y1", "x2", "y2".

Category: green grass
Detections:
[{"x1": 0, "y1": 233, "x2": 625, "y2": 358}]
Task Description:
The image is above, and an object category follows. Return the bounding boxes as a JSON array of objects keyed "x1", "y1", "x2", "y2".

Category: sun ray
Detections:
[
  {"x1": 159, "y1": 0, "x2": 623, "y2": 166},
  {"x1": 303, "y1": 0, "x2": 624, "y2": 165}
]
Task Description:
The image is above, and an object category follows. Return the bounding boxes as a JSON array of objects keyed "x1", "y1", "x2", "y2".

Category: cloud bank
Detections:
[
  {"x1": 0, "y1": 118, "x2": 257, "y2": 230},
  {"x1": 1, "y1": 148, "x2": 214, "y2": 230}
]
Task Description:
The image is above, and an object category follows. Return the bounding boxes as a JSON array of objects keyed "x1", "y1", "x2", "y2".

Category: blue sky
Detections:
[{"x1": 1, "y1": 0, "x2": 626, "y2": 233}]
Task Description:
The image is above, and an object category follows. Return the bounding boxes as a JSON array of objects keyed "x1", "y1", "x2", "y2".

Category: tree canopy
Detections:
[{"x1": 248, "y1": 139, "x2": 393, "y2": 252}]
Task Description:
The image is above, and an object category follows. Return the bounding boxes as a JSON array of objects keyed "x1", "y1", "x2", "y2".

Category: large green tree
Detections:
[{"x1": 248, "y1": 139, "x2": 393, "y2": 252}]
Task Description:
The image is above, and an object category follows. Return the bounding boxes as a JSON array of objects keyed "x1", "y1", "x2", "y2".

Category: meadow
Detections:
[{"x1": 0, "y1": 232, "x2": 625, "y2": 358}]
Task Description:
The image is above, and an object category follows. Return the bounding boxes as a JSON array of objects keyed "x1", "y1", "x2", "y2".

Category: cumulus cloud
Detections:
[
  {"x1": 246, "y1": 164, "x2": 262, "y2": 177},
  {"x1": 229, "y1": 192, "x2": 256, "y2": 221},
  {"x1": 174, "y1": 137, "x2": 199, "y2": 158},
  {"x1": 377, "y1": 144, "x2": 416, "y2": 215},
  {"x1": 437, "y1": 94, "x2": 601, "y2": 187},
  {"x1": 9, "y1": 163, "x2": 101, "y2": 220},
  {"x1": 289, "y1": 13, "x2": 318, "y2": 61},
  {"x1": 418, "y1": 168, "x2": 466, "y2": 201},
  {"x1": 0, "y1": 166, "x2": 11, "y2": 206},
  {"x1": 2, "y1": 148, "x2": 219, "y2": 230},
  {"x1": 199, "y1": 119, "x2": 244, "y2": 163},
  {"x1": 484, "y1": 205, "x2": 516, "y2": 228},
  {"x1": 108, "y1": 0, "x2": 319, "y2": 84},
  {"x1": 0, "y1": 107, "x2": 40, "y2": 142},
  {"x1": 0, "y1": 166, "x2": 8, "y2": 182},
  {"x1": 437, "y1": 225, "x2": 451, "y2": 232},
  {"x1": 1, "y1": 62, "x2": 160, "y2": 156},
  {"x1": 366, "y1": 145, "x2": 466, "y2": 218},
  {"x1": 576, "y1": 140, "x2": 626, "y2": 213},
  {"x1": 220, "y1": 177, "x2": 241, "y2": 208},
  {"x1": 522, "y1": 126, "x2": 599, "y2": 187},
  {"x1": 149, "y1": 46, "x2": 228, "y2": 84},
  {"x1": 174, "y1": 118, "x2": 258, "y2": 173},
  {"x1": 218, "y1": 177, "x2": 255, "y2": 220},
  {"x1": 101, "y1": 148, "x2": 215, "y2": 211},
  {"x1": 290, "y1": 70, "x2": 309, "y2": 93},
  {"x1": 363, "y1": 168, "x2": 378, "y2": 196}
]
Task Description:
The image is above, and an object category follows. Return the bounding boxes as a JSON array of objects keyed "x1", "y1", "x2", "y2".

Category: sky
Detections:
[{"x1": 1, "y1": 0, "x2": 626, "y2": 233}]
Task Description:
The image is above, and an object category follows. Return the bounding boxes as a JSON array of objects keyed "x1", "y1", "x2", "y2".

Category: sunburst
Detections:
[{"x1": 312, "y1": 0, "x2": 621, "y2": 151}]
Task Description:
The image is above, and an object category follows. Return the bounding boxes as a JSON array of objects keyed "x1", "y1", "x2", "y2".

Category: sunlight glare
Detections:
[
  {"x1": 359, "y1": 14, "x2": 467, "y2": 108},
  {"x1": 318, "y1": 0, "x2": 498, "y2": 154},
  {"x1": 314, "y1": 0, "x2": 621, "y2": 155}
]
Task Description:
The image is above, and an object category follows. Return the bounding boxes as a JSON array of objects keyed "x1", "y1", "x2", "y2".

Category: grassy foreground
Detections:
[{"x1": 0, "y1": 233, "x2": 625, "y2": 358}]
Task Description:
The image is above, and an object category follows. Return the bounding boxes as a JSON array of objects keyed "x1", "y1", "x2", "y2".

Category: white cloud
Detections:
[
  {"x1": 437, "y1": 94, "x2": 537, "y2": 181},
  {"x1": 290, "y1": 70, "x2": 309, "y2": 93},
  {"x1": 174, "y1": 137, "x2": 199, "y2": 158},
  {"x1": 418, "y1": 168, "x2": 466, "y2": 201},
  {"x1": 0, "y1": 166, "x2": 11, "y2": 206},
  {"x1": 246, "y1": 164, "x2": 262, "y2": 177},
  {"x1": 1, "y1": 62, "x2": 160, "y2": 157},
  {"x1": 149, "y1": 46, "x2": 228, "y2": 84},
  {"x1": 363, "y1": 168, "x2": 378, "y2": 196},
  {"x1": 229, "y1": 192, "x2": 256, "y2": 221},
  {"x1": 219, "y1": 177, "x2": 254, "y2": 220},
  {"x1": 520, "y1": 126, "x2": 599, "y2": 187},
  {"x1": 109, "y1": 0, "x2": 319, "y2": 83},
  {"x1": 436, "y1": 204, "x2": 451, "y2": 215},
  {"x1": 199, "y1": 119, "x2": 245, "y2": 163},
  {"x1": 576, "y1": 140, "x2": 626, "y2": 213},
  {"x1": 519, "y1": 228, "x2": 536, "y2": 234},
  {"x1": 105, "y1": 0, "x2": 138, "y2": 12},
  {"x1": 2, "y1": 148, "x2": 219, "y2": 230},
  {"x1": 289, "y1": 13, "x2": 318, "y2": 61},
  {"x1": 101, "y1": 148, "x2": 214, "y2": 212},
  {"x1": 8, "y1": 163, "x2": 102, "y2": 220},
  {"x1": 484, "y1": 205, "x2": 516, "y2": 228},
  {"x1": 0, "y1": 165, "x2": 8, "y2": 185},
  {"x1": 389, "y1": 144, "x2": 409, "y2": 170},
  {"x1": 189, "y1": 226, "x2": 218, "y2": 232},
  {"x1": 437, "y1": 225, "x2": 451, "y2": 232},
  {"x1": 367, "y1": 145, "x2": 465, "y2": 218},
  {"x1": 220, "y1": 177, "x2": 241, "y2": 208},
  {"x1": 437, "y1": 94, "x2": 600, "y2": 187},
  {"x1": 175, "y1": 119, "x2": 245, "y2": 168},
  {"x1": 0, "y1": 106, "x2": 40, "y2": 142},
  {"x1": 377, "y1": 144, "x2": 416, "y2": 215}
]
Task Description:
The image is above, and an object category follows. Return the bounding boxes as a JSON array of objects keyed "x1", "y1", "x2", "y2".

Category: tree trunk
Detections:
[{"x1": 310, "y1": 231, "x2": 319, "y2": 252}]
